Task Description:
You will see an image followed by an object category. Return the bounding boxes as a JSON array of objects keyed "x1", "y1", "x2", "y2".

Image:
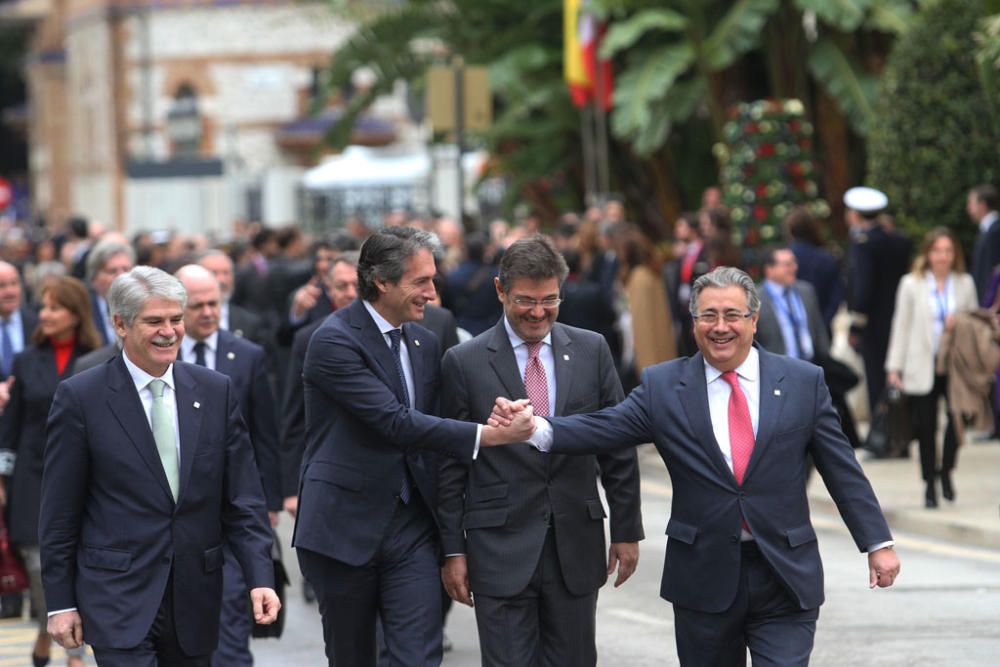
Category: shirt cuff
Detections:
[
  {"x1": 866, "y1": 540, "x2": 894, "y2": 553},
  {"x1": 444, "y1": 553, "x2": 465, "y2": 558},
  {"x1": 48, "y1": 607, "x2": 76, "y2": 617},
  {"x1": 528, "y1": 417, "x2": 553, "y2": 452},
  {"x1": 473, "y1": 424, "x2": 481, "y2": 460}
]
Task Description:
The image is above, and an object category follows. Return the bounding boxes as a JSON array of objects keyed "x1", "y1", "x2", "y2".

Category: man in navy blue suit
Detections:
[
  {"x1": 292, "y1": 227, "x2": 534, "y2": 667},
  {"x1": 176, "y1": 264, "x2": 282, "y2": 666},
  {"x1": 490, "y1": 266, "x2": 900, "y2": 667},
  {"x1": 40, "y1": 266, "x2": 279, "y2": 666}
]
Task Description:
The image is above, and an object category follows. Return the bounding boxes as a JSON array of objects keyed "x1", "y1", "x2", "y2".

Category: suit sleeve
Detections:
[
  {"x1": 279, "y1": 331, "x2": 308, "y2": 498},
  {"x1": 39, "y1": 381, "x2": 91, "y2": 611},
  {"x1": 437, "y1": 348, "x2": 472, "y2": 555},
  {"x1": 593, "y1": 339, "x2": 644, "y2": 544},
  {"x1": 807, "y1": 367, "x2": 892, "y2": 551},
  {"x1": 0, "y1": 353, "x2": 25, "y2": 473},
  {"x1": 248, "y1": 349, "x2": 282, "y2": 511},
  {"x1": 550, "y1": 369, "x2": 655, "y2": 456},
  {"x1": 884, "y1": 276, "x2": 913, "y2": 374},
  {"x1": 221, "y1": 379, "x2": 275, "y2": 590},
  {"x1": 304, "y1": 324, "x2": 477, "y2": 460}
]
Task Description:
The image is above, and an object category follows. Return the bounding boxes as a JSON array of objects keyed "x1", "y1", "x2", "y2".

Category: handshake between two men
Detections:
[{"x1": 479, "y1": 398, "x2": 537, "y2": 446}]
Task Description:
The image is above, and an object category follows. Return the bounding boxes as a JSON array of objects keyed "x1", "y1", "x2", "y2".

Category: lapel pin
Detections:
[
  {"x1": 414, "y1": 339, "x2": 421, "y2": 347},
  {"x1": 563, "y1": 354, "x2": 569, "y2": 361},
  {"x1": 193, "y1": 401, "x2": 201, "y2": 409},
  {"x1": 774, "y1": 389, "x2": 781, "y2": 396}
]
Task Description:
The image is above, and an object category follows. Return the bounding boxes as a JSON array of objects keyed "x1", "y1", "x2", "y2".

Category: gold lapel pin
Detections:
[
  {"x1": 193, "y1": 401, "x2": 201, "y2": 409},
  {"x1": 227, "y1": 352, "x2": 235, "y2": 360}
]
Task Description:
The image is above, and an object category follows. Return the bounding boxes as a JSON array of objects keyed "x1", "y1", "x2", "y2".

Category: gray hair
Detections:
[
  {"x1": 357, "y1": 227, "x2": 441, "y2": 302},
  {"x1": 108, "y1": 266, "x2": 187, "y2": 329},
  {"x1": 689, "y1": 266, "x2": 760, "y2": 316},
  {"x1": 86, "y1": 239, "x2": 136, "y2": 283}
]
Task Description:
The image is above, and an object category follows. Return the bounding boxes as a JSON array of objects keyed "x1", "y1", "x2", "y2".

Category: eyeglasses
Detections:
[
  {"x1": 511, "y1": 296, "x2": 562, "y2": 309},
  {"x1": 692, "y1": 310, "x2": 754, "y2": 325}
]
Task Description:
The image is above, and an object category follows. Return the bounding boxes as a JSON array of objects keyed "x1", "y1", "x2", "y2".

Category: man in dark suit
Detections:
[
  {"x1": 291, "y1": 228, "x2": 533, "y2": 666},
  {"x1": 490, "y1": 266, "x2": 900, "y2": 667},
  {"x1": 85, "y1": 238, "x2": 135, "y2": 346},
  {"x1": 844, "y1": 187, "x2": 911, "y2": 415},
  {"x1": 40, "y1": 266, "x2": 280, "y2": 666},
  {"x1": 175, "y1": 265, "x2": 282, "y2": 666},
  {"x1": 967, "y1": 184, "x2": 1000, "y2": 303},
  {"x1": 199, "y1": 250, "x2": 267, "y2": 345},
  {"x1": 784, "y1": 206, "x2": 843, "y2": 332},
  {"x1": 438, "y1": 236, "x2": 643, "y2": 666}
]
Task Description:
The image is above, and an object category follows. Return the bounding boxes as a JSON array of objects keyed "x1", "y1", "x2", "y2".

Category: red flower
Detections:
[
  {"x1": 745, "y1": 122, "x2": 758, "y2": 133},
  {"x1": 754, "y1": 205, "x2": 768, "y2": 220},
  {"x1": 788, "y1": 121, "x2": 800, "y2": 133},
  {"x1": 747, "y1": 228, "x2": 760, "y2": 245},
  {"x1": 756, "y1": 183, "x2": 768, "y2": 197},
  {"x1": 788, "y1": 162, "x2": 803, "y2": 177},
  {"x1": 758, "y1": 144, "x2": 775, "y2": 157}
]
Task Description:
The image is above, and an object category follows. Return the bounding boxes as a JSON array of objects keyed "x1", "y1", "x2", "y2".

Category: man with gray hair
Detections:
[
  {"x1": 40, "y1": 266, "x2": 279, "y2": 665},
  {"x1": 490, "y1": 266, "x2": 900, "y2": 666},
  {"x1": 85, "y1": 238, "x2": 135, "y2": 345}
]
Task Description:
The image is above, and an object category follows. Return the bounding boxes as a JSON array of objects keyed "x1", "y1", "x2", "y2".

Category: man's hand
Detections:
[
  {"x1": 868, "y1": 547, "x2": 900, "y2": 589},
  {"x1": 487, "y1": 397, "x2": 531, "y2": 427},
  {"x1": 283, "y1": 495, "x2": 298, "y2": 518},
  {"x1": 441, "y1": 555, "x2": 473, "y2": 607},
  {"x1": 250, "y1": 587, "x2": 281, "y2": 624},
  {"x1": 268, "y1": 511, "x2": 280, "y2": 528},
  {"x1": 48, "y1": 610, "x2": 84, "y2": 649},
  {"x1": 0, "y1": 376, "x2": 13, "y2": 414},
  {"x1": 607, "y1": 542, "x2": 639, "y2": 587},
  {"x1": 291, "y1": 282, "x2": 321, "y2": 319},
  {"x1": 481, "y1": 401, "x2": 535, "y2": 446}
]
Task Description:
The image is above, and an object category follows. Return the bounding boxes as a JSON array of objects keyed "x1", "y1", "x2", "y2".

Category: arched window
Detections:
[{"x1": 167, "y1": 84, "x2": 202, "y2": 158}]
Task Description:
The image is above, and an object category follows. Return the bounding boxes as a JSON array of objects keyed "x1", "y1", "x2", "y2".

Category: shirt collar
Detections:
[
  {"x1": 2, "y1": 308, "x2": 21, "y2": 327},
  {"x1": 704, "y1": 346, "x2": 759, "y2": 386},
  {"x1": 122, "y1": 349, "x2": 175, "y2": 394},
  {"x1": 503, "y1": 316, "x2": 552, "y2": 350},
  {"x1": 363, "y1": 300, "x2": 400, "y2": 336},
  {"x1": 181, "y1": 330, "x2": 218, "y2": 358},
  {"x1": 763, "y1": 279, "x2": 788, "y2": 299},
  {"x1": 982, "y1": 211, "x2": 998, "y2": 233}
]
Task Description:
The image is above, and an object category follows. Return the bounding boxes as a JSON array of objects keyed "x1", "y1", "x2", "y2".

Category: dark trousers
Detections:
[
  {"x1": 910, "y1": 374, "x2": 959, "y2": 482},
  {"x1": 673, "y1": 542, "x2": 818, "y2": 667},
  {"x1": 298, "y1": 496, "x2": 443, "y2": 667},
  {"x1": 93, "y1": 573, "x2": 210, "y2": 667},
  {"x1": 211, "y1": 544, "x2": 253, "y2": 667},
  {"x1": 473, "y1": 527, "x2": 598, "y2": 667}
]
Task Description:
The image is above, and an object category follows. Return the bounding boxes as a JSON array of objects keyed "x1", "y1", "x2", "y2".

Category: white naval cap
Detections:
[{"x1": 843, "y1": 186, "x2": 888, "y2": 213}]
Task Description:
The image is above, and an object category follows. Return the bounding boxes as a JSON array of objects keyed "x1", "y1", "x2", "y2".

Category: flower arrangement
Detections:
[{"x1": 714, "y1": 99, "x2": 829, "y2": 250}]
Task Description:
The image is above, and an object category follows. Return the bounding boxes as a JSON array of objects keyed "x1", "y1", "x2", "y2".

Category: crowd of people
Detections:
[{"x1": 0, "y1": 178, "x2": 995, "y2": 665}]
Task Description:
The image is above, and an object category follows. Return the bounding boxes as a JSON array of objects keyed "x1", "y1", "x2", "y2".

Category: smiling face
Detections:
[
  {"x1": 692, "y1": 285, "x2": 758, "y2": 372},
  {"x1": 927, "y1": 235, "x2": 956, "y2": 276},
  {"x1": 39, "y1": 291, "x2": 79, "y2": 341},
  {"x1": 116, "y1": 296, "x2": 184, "y2": 377},
  {"x1": 496, "y1": 276, "x2": 561, "y2": 343},
  {"x1": 327, "y1": 261, "x2": 358, "y2": 311},
  {"x1": 372, "y1": 248, "x2": 437, "y2": 326}
]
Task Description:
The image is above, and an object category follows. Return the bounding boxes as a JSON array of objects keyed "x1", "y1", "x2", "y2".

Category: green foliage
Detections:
[
  {"x1": 868, "y1": 0, "x2": 1000, "y2": 246},
  {"x1": 807, "y1": 37, "x2": 878, "y2": 134},
  {"x1": 600, "y1": 8, "x2": 688, "y2": 57},
  {"x1": 795, "y1": 0, "x2": 873, "y2": 32},
  {"x1": 703, "y1": 0, "x2": 781, "y2": 70}
]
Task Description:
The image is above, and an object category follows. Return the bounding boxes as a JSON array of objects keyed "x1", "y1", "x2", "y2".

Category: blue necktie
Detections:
[
  {"x1": 193, "y1": 341, "x2": 207, "y2": 367},
  {"x1": 387, "y1": 329, "x2": 411, "y2": 504},
  {"x1": 0, "y1": 320, "x2": 13, "y2": 378},
  {"x1": 784, "y1": 288, "x2": 807, "y2": 359}
]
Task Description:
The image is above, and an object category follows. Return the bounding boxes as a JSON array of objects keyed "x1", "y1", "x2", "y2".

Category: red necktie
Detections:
[
  {"x1": 722, "y1": 370, "x2": 755, "y2": 484},
  {"x1": 524, "y1": 342, "x2": 550, "y2": 417}
]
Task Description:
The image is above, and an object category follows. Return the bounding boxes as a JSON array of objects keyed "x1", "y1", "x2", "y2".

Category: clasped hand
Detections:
[{"x1": 481, "y1": 398, "x2": 536, "y2": 447}]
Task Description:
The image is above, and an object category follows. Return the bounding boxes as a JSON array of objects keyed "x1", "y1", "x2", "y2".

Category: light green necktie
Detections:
[{"x1": 148, "y1": 379, "x2": 179, "y2": 501}]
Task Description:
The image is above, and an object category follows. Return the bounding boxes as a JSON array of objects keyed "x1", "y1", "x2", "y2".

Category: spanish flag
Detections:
[{"x1": 564, "y1": 0, "x2": 614, "y2": 110}]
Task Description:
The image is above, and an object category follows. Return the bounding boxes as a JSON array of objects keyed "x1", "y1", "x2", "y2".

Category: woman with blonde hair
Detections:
[
  {"x1": 885, "y1": 227, "x2": 977, "y2": 508},
  {"x1": 0, "y1": 276, "x2": 100, "y2": 666}
]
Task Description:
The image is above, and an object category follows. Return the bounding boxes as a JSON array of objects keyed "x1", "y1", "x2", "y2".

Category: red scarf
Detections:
[{"x1": 51, "y1": 335, "x2": 76, "y2": 376}]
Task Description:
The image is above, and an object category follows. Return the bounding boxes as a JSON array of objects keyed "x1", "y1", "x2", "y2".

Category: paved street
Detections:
[{"x1": 3, "y1": 444, "x2": 998, "y2": 666}]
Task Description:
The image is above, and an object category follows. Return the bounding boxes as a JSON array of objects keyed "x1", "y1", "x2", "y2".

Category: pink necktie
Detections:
[
  {"x1": 524, "y1": 342, "x2": 550, "y2": 417},
  {"x1": 722, "y1": 371, "x2": 754, "y2": 484}
]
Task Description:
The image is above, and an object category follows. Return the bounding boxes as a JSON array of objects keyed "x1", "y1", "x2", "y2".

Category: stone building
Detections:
[{"x1": 4, "y1": 0, "x2": 369, "y2": 235}]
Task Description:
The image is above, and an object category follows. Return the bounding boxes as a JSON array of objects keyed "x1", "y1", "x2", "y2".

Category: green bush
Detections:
[{"x1": 868, "y1": 0, "x2": 1000, "y2": 250}]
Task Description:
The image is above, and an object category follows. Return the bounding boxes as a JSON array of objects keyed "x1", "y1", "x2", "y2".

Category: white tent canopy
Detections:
[{"x1": 302, "y1": 146, "x2": 432, "y2": 189}]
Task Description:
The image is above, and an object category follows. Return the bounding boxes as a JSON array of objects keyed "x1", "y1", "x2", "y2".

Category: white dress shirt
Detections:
[
  {"x1": 181, "y1": 330, "x2": 219, "y2": 371},
  {"x1": 2, "y1": 307, "x2": 24, "y2": 355},
  {"x1": 219, "y1": 302, "x2": 231, "y2": 331},
  {"x1": 980, "y1": 210, "x2": 998, "y2": 234},
  {"x1": 95, "y1": 294, "x2": 116, "y2": 343}
]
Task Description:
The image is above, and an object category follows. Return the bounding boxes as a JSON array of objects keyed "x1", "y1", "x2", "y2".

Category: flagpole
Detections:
[{"x1": 581, "y1": 106, "x2": 597, "y2": 205}]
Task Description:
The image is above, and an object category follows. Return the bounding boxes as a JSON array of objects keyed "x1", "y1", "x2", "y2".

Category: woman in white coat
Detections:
[{"x1": 886, "y1": 227, "x2": 977, "y2": 508}]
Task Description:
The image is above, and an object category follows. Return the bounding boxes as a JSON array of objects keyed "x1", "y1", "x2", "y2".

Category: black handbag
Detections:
[
  {"x1": 0, "y1": 513, "x2": 29, "y2": 595},
  {"x1": 864, "y1": 387, "x2": 911, "y2": 457},
  {"x1": 251, "y1": 529, "x2": 290, "y2": 639}
]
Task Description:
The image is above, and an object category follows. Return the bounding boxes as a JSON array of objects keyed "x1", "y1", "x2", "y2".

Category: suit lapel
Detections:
[
  {"x1": 486, "y1": 320, "x2": 527, "y2": 402},
  {"x1": 105, "y1": 356, "x2": 174, "y2": 503},
  {"x1": 676, "y1": 354, "x2": 737, "y2": 485},
  {"x1": 744, "y1": 349, "x2": 786, "y2": 483},
  {"x1": 551, "y1": 324, "x2": 572, "y2": 416},
  {"x1": 174, "y1": 364, "x2": 202, "y2": 507},
  {"x1": 214, "y1": 332, "x2": 234, "y2": 376},
  {"x1": 403, "y1": 323, "x2": 424, "y2": 409},
  {"x1": 349, "y1": 301, "x2": 407, "y2": 404}
]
